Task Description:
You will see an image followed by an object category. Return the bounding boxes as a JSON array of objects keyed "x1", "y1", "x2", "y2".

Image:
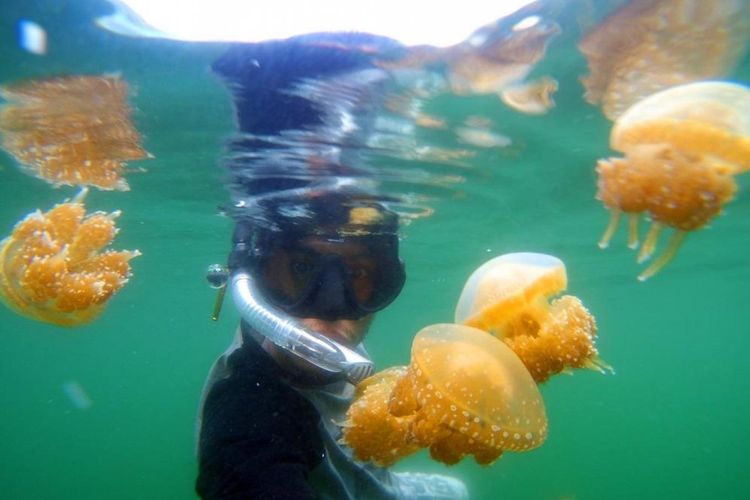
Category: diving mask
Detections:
[{"x1": 253, "y1": 236, "x2": 405, "y2": 320}]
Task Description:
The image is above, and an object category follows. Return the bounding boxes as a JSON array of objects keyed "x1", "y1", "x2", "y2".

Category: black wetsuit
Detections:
[{"x1": 196, "y1": 327, "x2": 322, "y2": 499}]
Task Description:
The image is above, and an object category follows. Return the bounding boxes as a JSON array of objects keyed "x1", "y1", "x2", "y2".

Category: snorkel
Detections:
[{"x1": 229, "y1": 269, "x2": 373, "y2": 384}]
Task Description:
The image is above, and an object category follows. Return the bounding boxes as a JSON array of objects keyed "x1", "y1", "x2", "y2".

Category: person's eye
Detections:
[
  {"x1": 350, "y1": 267, "x2": 368, "y2": 279},
  {"x1": 291, "y1": 260, "x2": 313, "y2": 276}
]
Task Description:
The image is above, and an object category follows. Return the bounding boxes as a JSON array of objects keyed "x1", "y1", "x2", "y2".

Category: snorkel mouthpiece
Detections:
[{"x1": 230, "y1": 269, "x2": 374, "y2": 384}]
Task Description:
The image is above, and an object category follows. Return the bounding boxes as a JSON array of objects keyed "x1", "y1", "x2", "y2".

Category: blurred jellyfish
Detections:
[
  {"x1": 0, "y1": 75, "x2": 150, "y2": 190},
  {"x1": 579, "y1": 0, "x2": 750, "y2": 120},
  {"x1": 500, "y1": 76, "x2": 558, "y2": 115},
  {"x1": 378, "y1": 13, "x2": 559, "y2": 97},
  {"x1": 455, "y1": 126, "x2": 512, "y2": 149}
]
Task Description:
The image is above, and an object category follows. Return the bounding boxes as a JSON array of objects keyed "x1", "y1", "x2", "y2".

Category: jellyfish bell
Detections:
[
  {"x1": 403, "y1": 323, "x2": 548, "y2": 464},
  {"x1": 610, "y1": 81, "x2": 750, "y2": 171},
  {"x1": 455, "y1": 252, "x2": 566, "y2": 334},
  {"x1": 596, "y1": 81, "x2": 750, "y2": 280}
]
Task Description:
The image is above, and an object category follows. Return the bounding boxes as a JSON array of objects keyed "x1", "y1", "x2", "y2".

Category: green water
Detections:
[{"x1": 1, "y1": 1, "x2": 749, "y2": 499}]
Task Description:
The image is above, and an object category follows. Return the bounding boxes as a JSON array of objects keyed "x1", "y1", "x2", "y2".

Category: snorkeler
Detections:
[{"x1": 195, "y1": 35, "x2": 468, "y2": 499}]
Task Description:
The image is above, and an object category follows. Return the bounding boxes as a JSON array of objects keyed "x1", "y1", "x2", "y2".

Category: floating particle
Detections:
[
  {"x1": 17, "y1": 19, "x2": 47, "y2": 55},
  {"x1": 62, "y1": 380, "x2": 93, "y2": 410}
]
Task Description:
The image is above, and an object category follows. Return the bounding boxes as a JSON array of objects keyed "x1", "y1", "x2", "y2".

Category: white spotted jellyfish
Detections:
[
  {"x1": 342, "y1": 323, "x2": 547, "y2": 466},
  {"x1": 595, "y1": 81, "x2": 750, "y2": 280},
  {"x1": 455, "y1": 253, "x2": 608, "y2": 383}
]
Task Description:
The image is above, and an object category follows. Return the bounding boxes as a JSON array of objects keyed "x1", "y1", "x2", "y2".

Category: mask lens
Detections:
[
  {"x1": 255, "y1": 236, "x2": 404, "y2": 318},
  {"x1": 257, "y1": 247, "x2": 321, "y2": 306}
]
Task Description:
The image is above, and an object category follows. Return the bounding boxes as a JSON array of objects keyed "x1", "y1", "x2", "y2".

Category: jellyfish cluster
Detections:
[
  {"x1": 342, "y1": 252, "x2": 604, "y2": 466},
  {"x1": 0, "y1": 74, "x2": 148, "y2": 326}
]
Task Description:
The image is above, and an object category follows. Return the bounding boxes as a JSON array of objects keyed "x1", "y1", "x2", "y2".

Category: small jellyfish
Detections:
[
  {"x1": 455, "y1": 253, "x2": 608, "y2": 383},
  {"x1": 342, "y1": 323, "x2": 547, "y2": 466},
  {"x1": 579, "y1": 0, "x2": 750, "y2": 120},
  {"x1": 444, "y1": 18, "x2": 559, "y2": 96},
  {"x1": 454, "y1": 126, "x2": 512, "y2": 149},
  {"x1": 500, "y1": 76, "x2": 558, "y2": 115},
  {"x1": 595, "y1": 81, "x2": 750, "y2": 280},
  {"x1": 0, "y1": 75, "x2": 150, "y2": 190},
  {"x1": 383, "y1": 91, "x2": 447, "y2": 130},
  {"x1": 0, "y1": 189, "x2": 140, "y2": 326}
]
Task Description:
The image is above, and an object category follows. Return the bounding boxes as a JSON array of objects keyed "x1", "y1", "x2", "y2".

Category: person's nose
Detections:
[{"x1": 310, "y1": 263, "x2": 351, "y2": 320}]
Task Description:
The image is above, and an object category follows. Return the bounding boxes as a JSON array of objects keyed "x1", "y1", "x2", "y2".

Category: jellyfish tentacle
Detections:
[
  {"x1": 638, "y1": 230, "x2": 687, "y2": 281},
  {"x1": 637, "y1": 221, "x2": 663, "y2": 263},
  {"x1": 71, "y1": 187, "x2": 89, "y2": 204},
  {"x1": 584, "y1": 356, "x2": 615, "y2": 375},
  {"x1": 627, "y1": 213, "x2": 640, "y2": 249},
  {"x1": 598, "y1": 209, "x2": 621, "y2": 249}
]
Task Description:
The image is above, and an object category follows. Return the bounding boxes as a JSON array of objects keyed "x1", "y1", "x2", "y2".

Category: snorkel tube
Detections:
[{"x1": 230, "y1": 268, "x2": 374, "y2": 384}]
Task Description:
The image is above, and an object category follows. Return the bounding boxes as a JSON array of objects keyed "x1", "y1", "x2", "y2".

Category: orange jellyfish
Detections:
[
  {"x1": 377, "y1": 15, "x2": 558, "y2": 97},
  {"x1": 0, "y1": 75, "x2": 150, "y2": 190},
  {"x1": 455, "y1": 253, "x2": 607, "y2": 383},
  {"x1": 596, "y1": 81, "x2": 750, "y2": 280},
  {"x1": 500, "y1": 76, "x2": 558, "y2": 115},
  {"x1": 579, "y1": 0, "x2": 750, "y2": 120},
  {"x1": 442, "y1": 19, "x2": 560, "y2": 97},
  {"x1": 0, "y1": 189, "x2": 140, "y2": 326},
  {"x1": 342, "y1": 323, "x2": 547, "y2": 466}
]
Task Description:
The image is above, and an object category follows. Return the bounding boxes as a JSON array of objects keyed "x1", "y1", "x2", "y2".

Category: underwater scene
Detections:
[{"x1": 1, "y1": 0, "x2": 749, "y2": 499}]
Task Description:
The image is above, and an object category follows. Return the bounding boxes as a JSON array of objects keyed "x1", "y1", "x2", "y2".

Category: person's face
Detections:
[
  {"x1": 260, "y1": 236, "x2": 377, "y2": 345},
  {"x1": 256, "y1": 233, "x2": 404, "y2": 382}
]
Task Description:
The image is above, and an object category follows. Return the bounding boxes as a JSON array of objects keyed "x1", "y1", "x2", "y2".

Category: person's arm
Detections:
[{"x1": 196, "y1": 338, "x2": 324, "y2": 500}]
